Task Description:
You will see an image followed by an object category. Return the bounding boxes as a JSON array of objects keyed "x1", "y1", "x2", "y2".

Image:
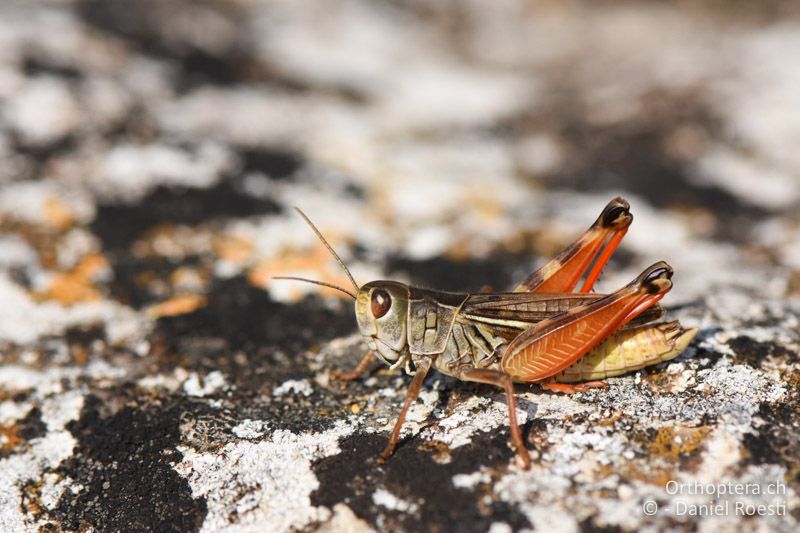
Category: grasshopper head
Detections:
[
  {"x1": 272, "y1": 209, "x2": 411, "y2": 368},
  {"x1": 355, "y1": 281, "x2": 410, "y2": 366}
]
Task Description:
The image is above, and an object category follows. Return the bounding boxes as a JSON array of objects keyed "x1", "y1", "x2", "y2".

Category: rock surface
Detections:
[{"x1": 0, "y1": 1, "x2": 799, "y2": 532}]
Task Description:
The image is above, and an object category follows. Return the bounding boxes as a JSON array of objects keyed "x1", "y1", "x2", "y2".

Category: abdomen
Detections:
[{"x1": 551, "y1": 321, "x2": 697, "y2": 383}]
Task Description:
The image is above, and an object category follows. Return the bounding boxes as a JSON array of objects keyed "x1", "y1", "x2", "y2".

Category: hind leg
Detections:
[
  {"x1": 457, "y1": 368, "x2": 531, "y2": 469},
  {"x1": 514, "y1": 197, "x2": 632, "y2": 294}
]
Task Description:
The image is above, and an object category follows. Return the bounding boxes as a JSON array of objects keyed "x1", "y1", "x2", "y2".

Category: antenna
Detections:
[
  {"x1": 271, "y1": 208, "x2": 361, "y2": 299},
  {"x1": 271, "y1": 276, "x2": 357, "y2": 300},
  {"x1": 291, "y1": 207, "x2": 360, "y2": 293}
]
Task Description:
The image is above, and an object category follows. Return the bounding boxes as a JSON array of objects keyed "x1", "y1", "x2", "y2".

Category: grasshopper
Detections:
[{"x1": 275, "y1": 198, "x2": 697, "y2": 469}]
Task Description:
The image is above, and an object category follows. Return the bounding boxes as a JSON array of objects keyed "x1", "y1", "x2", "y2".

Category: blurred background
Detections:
[
  {"x1": 1, "y1": 0, "x2": 799, "y2": 313},
  {"x1": 1, "y1": 2, "x2": 800, "y2": 532}
]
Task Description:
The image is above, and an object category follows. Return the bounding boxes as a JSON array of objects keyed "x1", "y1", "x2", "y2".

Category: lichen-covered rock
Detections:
[{"x1": 0, "y1": 1, "x2": 799, "y2": 532}]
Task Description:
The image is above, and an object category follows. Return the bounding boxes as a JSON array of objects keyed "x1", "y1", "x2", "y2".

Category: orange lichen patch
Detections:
[
  {"x1": 783, "y1": 373, "x2": 800, "y2": 389},
  {"x1": 641, "y1": 369, "x2": 676, "y2": 390},
  {"x1": 146, "y1": 293, "x2": 207, "y2": 319},
  {"x1": 213, "y1": 233, "x2": 254, "y2": 265},
  {"x1": 596, "y1": 411, "x2": 623, "y2": 427},
  {"x1": 249, "y1": 241, "x2": 355, "y2": 300},
  {"x1": 418, "y1": 439, "x2": 453, "y2": 464},
  {"x1": 0, "y1": 217, "x2": 61, "y2": 269},
  {"x1": 623, "y1": 425, "x2": 712, "y2": 486},
  {"x1": 20, "y1": 478, "x2": 45, "y2": 521},
  {"x1": 70, "y1": 344, "x2": 90, "y2": 365},
  {"x1": 591, "y1": 463, "x2": 618, "y2": 483},
  {"x1": 575, "y1": 462, "x2": 619, "y2": 487},
  {"x1": 646, "y1": 425, "x2": 711, "y2": 461},
  {"x1": 618, "y1": 458, "x2": 673, "y2": 487},
  {"x1": 0, "y1": 423, "x2": 22, "y2": 454},
  {"x1": 34, "y1": 253, "x2": 110, "y2": 305},
  {"x1": 631, "y1": 466, "x2": 675, "y2": 488},
  {"x1": 42, "y1": 197, "x2": 76, "y2": 230}
]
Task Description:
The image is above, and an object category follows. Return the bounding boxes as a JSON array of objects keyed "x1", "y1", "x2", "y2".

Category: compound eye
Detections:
[{"x1": 370, "y1": 289, "x2": 392, "y2": 318}]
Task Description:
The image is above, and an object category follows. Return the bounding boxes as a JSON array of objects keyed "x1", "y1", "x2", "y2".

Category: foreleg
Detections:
[
  {"x1": 376, "y1": 358, "x2": 432, "y2": 463},
  {"x1": 332, "y1": 351, "x2": 375, "y2": 381}
]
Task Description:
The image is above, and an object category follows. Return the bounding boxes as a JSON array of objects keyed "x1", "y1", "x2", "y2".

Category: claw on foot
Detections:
[{"x1": 515, "y1": 445, "x2": 532, "y2": 470}]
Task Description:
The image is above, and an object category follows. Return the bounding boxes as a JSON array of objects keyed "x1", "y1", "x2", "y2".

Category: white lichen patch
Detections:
[
  {"x1": 695, "y1": 363, "x2": 785, "y2": 427},
  {"x1": 693, "y1": 147, "x2": 800, "y2": 210},
  {"x1": 487, "y1": 522, "x2": 514, "y2": 533},
  {"x1": 0, "y1": 360, "x2": 124, "y2": 397},
  {"x1": 0, "y1": 399, "x2": 32, "y2": 425},
  {"x1": 452, "y1": 469, "x2": 492, "y2": 490},
  {"x1": 421, "y1": 394, "x2": 530, "y2": 450},
  {"x1": 529, "y1": 505, "x2": 580, "y2": 533},
  {"x1": 137, "y1": 367, "x2": 191, "y2": 393},
  {"x1": 0, "y1": 390, "x2": 84, "y2": 531},
  {"x1": 272, "y1": 379, "x2": 313, "y2": 398},
  {"x1": 371, "y1": 488, "x2": 419, "y2": 514},
  {"x1": 710, "y1": 24, "x2": 800, "y2": 206},
  {"x1": 520, "y1": 390, "x2": 589, "y2": 421},
  {"x1": 89, "y1": 142, "x2": 236, "y2": 201},
  {"x1": 494, "y1": 453, "x2": 800, "y2": 532},
  {"x1": 39, "y1": 472, "x2": 73, "y2": 512},
  {"x1": 318, "y1": 504, "x2": 375, "y2": 533},
  {"x1": 622, "y1": 464, "x2": 799, "y2": 532},
  {"x1": 541, "y1": 424, "x2": 629, "y2": 469},
  {"x1": 0, "y1": 274, "x2": 149, "y2": 345},
  {"x1": 173, "y1": 421, "x2": 355, "y2": 533},
  {"x1": 579, "y1": 355, "x2": 786, "y2": 433},
  {"x1": 754, "y1": 217, "x2": 800, "y2": 270},
  {"x1": 2, "y1": 76, "x2": 81, "y2": 145},
  {"x1": 54, "y1": 228, "x2": 102, "y2": 271},
  {"x1": 485, "y1": 357, "x2": 797, "y2": 531},
  {"x1": 0, "y1": 235, "x2": 37, "y2": 270},
  {"x1": 183, "y1": 370, "x2": 228, "y2": 397},
  {"x1": 155, "y1": 87, "x2": 314, "y2": 147},
  {"x1": 231, "y1": 420, "x2": 268, "y2": 440},
  {"x1": 0, "y1": 179, "x2": 95, "y2": 227},
  {"x1": 378, "y1": 388, "x2": 439, "y2": 439},
  {"x1": 312, "y1": 334, "x2": 367, "y2": 368}
]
